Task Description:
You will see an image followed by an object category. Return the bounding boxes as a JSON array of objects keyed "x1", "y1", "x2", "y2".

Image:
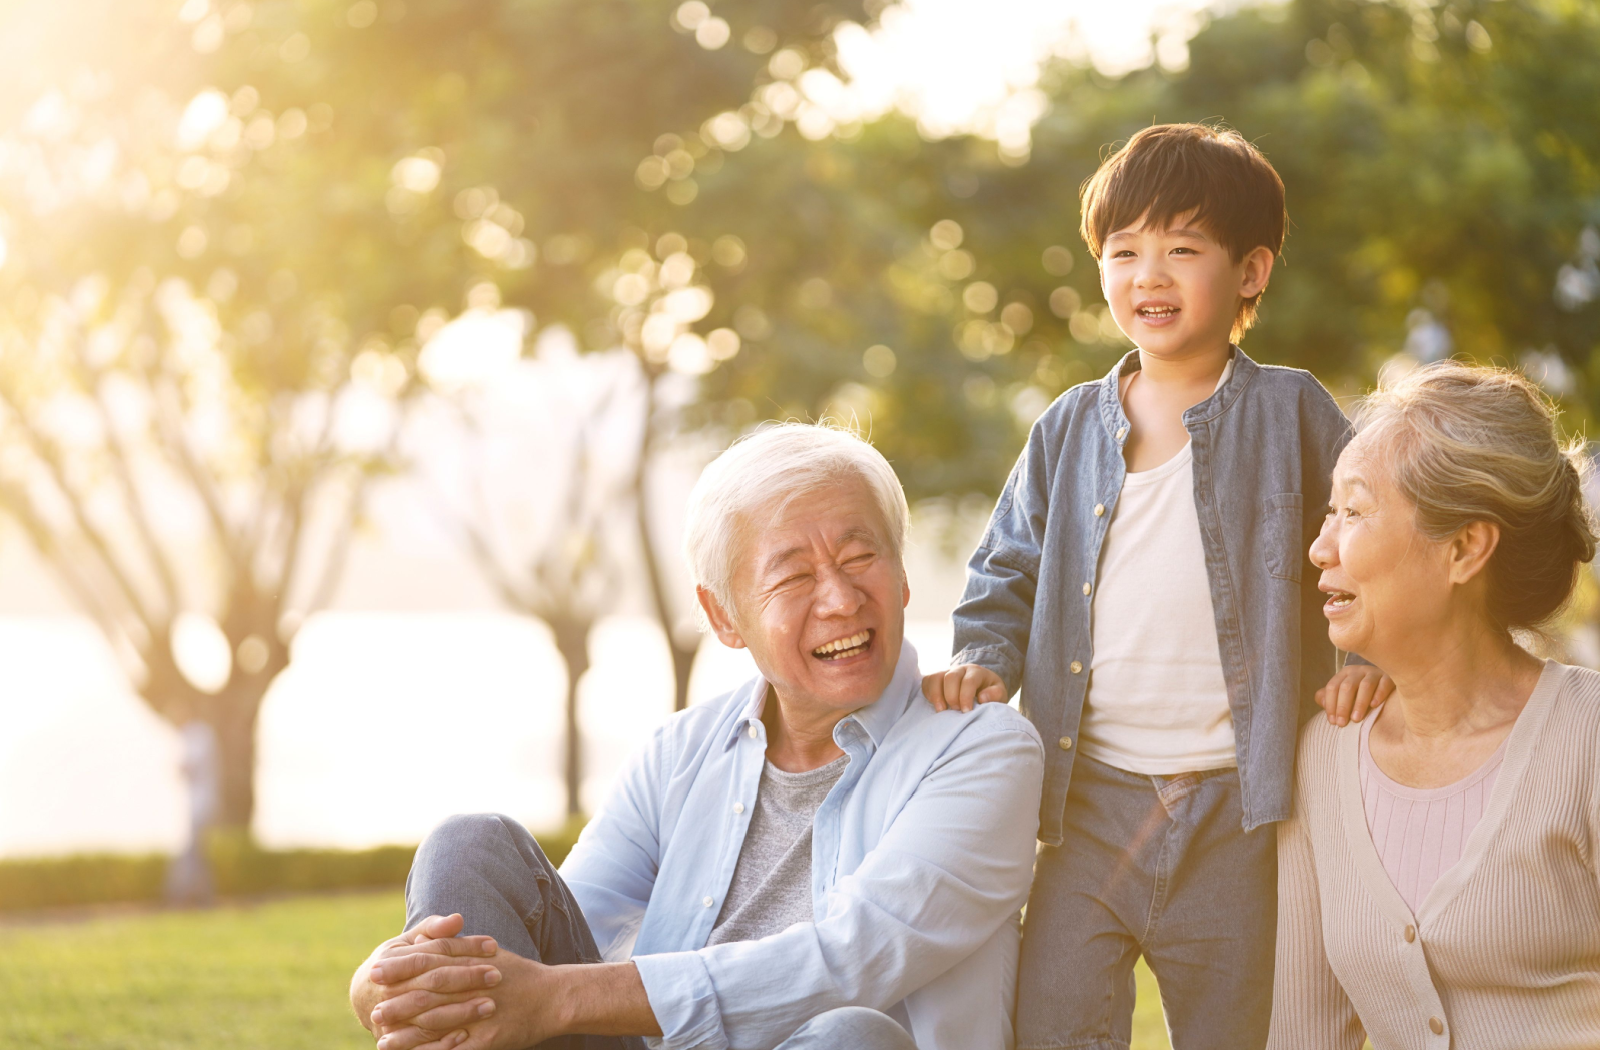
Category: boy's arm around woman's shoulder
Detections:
[{"x1": 950, "y1": 392, "x2": 1078, "y2": 696}]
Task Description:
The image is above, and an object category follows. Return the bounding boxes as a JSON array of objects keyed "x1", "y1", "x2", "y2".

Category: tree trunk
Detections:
[
  {"x1": 631, "y1": 365, "x2": 696, "y2": 711},
  {"x1": 207, "y1": 680, "x2": 268, "y2": 831},
  {"x1": 548, "y1": 616, "x2": 592, "y2": 817}
]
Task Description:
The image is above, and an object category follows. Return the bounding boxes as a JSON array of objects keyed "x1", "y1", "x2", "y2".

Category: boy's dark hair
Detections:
[{"x1": 1079, "y1": 123, "x2": 1286, "y2": 340}]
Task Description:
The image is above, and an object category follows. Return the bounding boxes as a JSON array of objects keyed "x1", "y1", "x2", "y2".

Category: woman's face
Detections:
[{"x1": 1309, "y1": 434, "x2": 1460, "y2": 663}]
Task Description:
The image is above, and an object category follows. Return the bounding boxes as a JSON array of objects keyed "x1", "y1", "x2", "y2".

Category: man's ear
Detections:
[
  {"x1": 1448, "y1": 520, "x2": 1501, "y2": 587},
  {"x1": 1239, "y1": 245, "x2": 1275, "y2": 300},
  {"x1": 1235, "y1": 243, "x2": 1273, "y2": 297},
  {"x1": 696, "y1": 585, "x2": 746, "y2": 649}
]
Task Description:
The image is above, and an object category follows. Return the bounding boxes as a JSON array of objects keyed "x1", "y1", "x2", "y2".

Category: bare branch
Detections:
[
  {"x1": 149, "y1": 368, "x2": 246, "y2": 571},
  {"x1": 0, "y1": 477, "x2": 145, "y2": 680},
  {"x1": 78, "y1": 358, "x2": 183, "y2": 621},
  {"x1": 0, "y1": 385, "x2": 163, "y2": 643}
]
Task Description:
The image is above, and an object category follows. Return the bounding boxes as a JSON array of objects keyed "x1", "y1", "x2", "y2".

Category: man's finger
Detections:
[
  {"x1": 373, "y1": 989, "x2": 480, "y2": 1028},
  {"x1": 378, "y1": 936, "x2": 498, "y2": 968},
  {"x1": 409, "y1": 997, "x2": 496, "y2": 1032},
  {"x1": 376, "y1": 957, "x2": 501, "y2": 993},
  {"x1": 407, "y1": 1031, "x2": 470, "y2": 1050},
  {"x1": 376, "y1": 1025, "x2": 462, "y2": 1050},
  {"x1": 395, "y1": 914, "x2": 463, "y2": 946}
]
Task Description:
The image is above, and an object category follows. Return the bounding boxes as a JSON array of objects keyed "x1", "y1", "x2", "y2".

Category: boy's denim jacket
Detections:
[{"x1": 952, "y1": 347, "x2": 1353, "y2": 844}]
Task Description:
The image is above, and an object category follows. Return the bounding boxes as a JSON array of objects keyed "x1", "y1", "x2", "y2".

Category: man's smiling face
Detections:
[{"x1": 704, "y1": 475, "x2": 909, "y2": 716}]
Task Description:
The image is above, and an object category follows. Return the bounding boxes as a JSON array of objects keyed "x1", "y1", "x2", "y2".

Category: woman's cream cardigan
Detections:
[{"x1": 1269, "y1": 660, "x2": 1600, "y2": 1049}]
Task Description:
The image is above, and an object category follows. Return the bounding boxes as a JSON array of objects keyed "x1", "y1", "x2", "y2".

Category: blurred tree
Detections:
[
  {"x1": 419, "y1": 339, "x2": 634, "y2": 817},
  {"x1": 0, "y1": 0, "x2": 867, "y2": 830}
]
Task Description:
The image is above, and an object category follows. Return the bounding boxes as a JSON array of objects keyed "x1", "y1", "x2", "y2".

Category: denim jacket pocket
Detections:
[{"x1": 1262, "y1": 493, "x2": 1304, "y2": 582}]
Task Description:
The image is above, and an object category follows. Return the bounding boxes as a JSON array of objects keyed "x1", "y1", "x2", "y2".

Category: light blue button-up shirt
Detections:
[{"x1": 559, "y1": 641, "x2": 1045, "y2": 1050}]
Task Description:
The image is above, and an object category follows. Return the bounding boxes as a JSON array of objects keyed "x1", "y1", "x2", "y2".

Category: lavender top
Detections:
[{"x1": 1358, "y1": 714, "x2": 1507, "y2": 913}]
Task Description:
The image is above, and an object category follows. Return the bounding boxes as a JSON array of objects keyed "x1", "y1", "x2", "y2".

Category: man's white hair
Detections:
[{"x1": 683, "y1": 423, "x2": 910, "y2": 610}]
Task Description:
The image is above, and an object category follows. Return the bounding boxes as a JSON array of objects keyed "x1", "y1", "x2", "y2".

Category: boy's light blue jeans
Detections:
[
  {"x1": 1016, "y1": 755, "x2": 1277, "y2": 1050},
  {"x1": 405, "y1": 813, "x2": 918, "y2": 1050}
]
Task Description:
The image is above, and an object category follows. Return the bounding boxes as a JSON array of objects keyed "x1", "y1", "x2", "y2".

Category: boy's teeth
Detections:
[{"x1": 813, "y1": 631, "x2": 871, "y2": 657}]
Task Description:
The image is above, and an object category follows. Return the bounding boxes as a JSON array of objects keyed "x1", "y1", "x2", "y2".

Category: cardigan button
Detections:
[
  {"x1": 1428, "y1": 1017, "x2": 1444, "y2": 1035},
  {"x1": 1404, "y1": 925, "x2": 1416, "y2": 943}
]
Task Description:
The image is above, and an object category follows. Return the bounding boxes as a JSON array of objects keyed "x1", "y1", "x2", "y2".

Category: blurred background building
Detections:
[{"x1": 0, "y1": 0, "x2": 1596, "y2": 862}]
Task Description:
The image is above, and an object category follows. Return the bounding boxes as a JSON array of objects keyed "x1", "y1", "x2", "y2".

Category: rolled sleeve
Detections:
[{"x1": 633, "y1": 951, "x2": 726, "y2": 1050}]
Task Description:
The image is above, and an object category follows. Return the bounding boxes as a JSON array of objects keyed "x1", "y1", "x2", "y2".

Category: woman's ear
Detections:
[
  {"x1": 696, "y1": 585, "x2": 746, "y2": 649},
  {"x1": 1447, "y1": 520, "x2": 1501, "y2": 586}
]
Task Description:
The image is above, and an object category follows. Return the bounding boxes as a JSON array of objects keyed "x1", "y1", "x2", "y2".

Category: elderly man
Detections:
[{"x1": 349, "y1": 424, "x2": 1044, "y2": 1050}]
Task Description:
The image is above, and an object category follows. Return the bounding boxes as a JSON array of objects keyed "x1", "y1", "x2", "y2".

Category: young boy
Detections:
[{"x1": 924, "y1": 124, "x2": 1386, "y2": 1048}]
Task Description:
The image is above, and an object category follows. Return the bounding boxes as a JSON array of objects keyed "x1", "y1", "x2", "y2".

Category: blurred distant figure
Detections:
[{"x1": 165, "y1": 720, "x2": 219, "y2": 906}]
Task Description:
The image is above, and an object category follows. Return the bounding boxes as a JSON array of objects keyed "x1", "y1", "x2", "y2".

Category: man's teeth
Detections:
[
  {"x1": 1327, "y1": 592, "x2": 1355, "y2": 607},
  {"x1": 813, "y1": 631, "x2": 871, "y2": 658}
]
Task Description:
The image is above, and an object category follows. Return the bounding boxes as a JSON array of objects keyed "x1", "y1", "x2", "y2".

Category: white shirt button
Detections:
[
  {"x1": 733, "y1": 802, "x2": 745, "y2": 815},
  {"x1": 703, "y1": 896, "x2": 714, "y2": 908}
]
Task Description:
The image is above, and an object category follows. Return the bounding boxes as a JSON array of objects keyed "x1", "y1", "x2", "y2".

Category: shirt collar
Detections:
[{"x1": 726, "y1": 638, "x2": 921, "y2": 750}]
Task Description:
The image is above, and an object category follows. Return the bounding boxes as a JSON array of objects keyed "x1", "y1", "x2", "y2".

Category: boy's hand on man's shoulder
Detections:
[
  {"x1": 1316, "y1": 663, "x2": 1394, "y2": 727},
  {"x1": 922, "y1": 664, "x2": 1009, "y2": 713}
]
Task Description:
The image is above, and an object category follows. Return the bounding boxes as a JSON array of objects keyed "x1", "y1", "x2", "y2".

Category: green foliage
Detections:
[{"x1": 0, "y1": 819, "x2": 583, "y2": 912}]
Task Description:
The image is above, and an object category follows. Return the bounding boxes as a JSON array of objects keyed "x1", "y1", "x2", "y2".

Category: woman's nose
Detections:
[{"x1": 1309, "y1": 515, "x2": 1338, "y2": 571}]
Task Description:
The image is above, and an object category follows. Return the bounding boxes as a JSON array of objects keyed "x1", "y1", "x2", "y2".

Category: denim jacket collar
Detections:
[{"x1": 1096, "y1": 345, "x2": 1255, "y2": 440}]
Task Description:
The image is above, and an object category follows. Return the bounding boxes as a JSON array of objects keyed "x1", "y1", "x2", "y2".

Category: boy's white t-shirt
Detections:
[{"x1": 1079, "y1": 367, "x2": 1237, "y2": 775}]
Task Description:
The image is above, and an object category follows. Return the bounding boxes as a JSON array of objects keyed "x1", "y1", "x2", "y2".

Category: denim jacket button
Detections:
[
  {"x1": 1058, "y1": 736, "x2": 1073, "y2": 750},
  {"x1": 1116, "y1": 426, "x2": 1128, "y2": 441},
  {"x1": 1082, "y1": 582, "x2": 1092, "y2": 596},
  {"x1": 1094, "y1": 503, "x2": 1105, "y2": 516},
  {"x1": 1070, "y1": 661, "x2": 1083, "y2": 674}
]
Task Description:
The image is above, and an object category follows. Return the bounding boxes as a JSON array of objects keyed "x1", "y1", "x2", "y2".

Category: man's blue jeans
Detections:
[
  {"x1": 406, "y1": 814, "x2": 918, "y2": 1050},
  {"x1": 1015, "y1": 755, "x2": 1276, "y2": 1050}
]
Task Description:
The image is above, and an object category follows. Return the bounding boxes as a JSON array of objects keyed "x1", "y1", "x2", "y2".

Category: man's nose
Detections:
[{"x1": 813, "y1": 563, "x2": 863, "y2": 618}]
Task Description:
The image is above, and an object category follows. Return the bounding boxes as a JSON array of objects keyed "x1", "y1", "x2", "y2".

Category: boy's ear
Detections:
[{"x1": 1239, "y1": 245, "x2": 1275, "y2": 299}]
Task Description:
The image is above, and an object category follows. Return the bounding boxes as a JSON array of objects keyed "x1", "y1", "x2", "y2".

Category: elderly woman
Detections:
[
  {"x1": 1269, "y1": 363, "x2": 1600, "y2": 1048},
  {"x1": 348, "y1": 423, "x2": 1044, "y2": 1050}
]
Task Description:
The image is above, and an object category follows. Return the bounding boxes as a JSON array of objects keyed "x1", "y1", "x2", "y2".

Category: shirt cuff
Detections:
[
  {"x1": 952, "y1": 645, "x2": 1022, "y2": 693},
  {"x1": 632, "y1": 951, "x2": 727, "y2": 1050}
]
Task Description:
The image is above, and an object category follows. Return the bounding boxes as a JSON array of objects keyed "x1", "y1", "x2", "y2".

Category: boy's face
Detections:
[{"x1": 1099, "y1": 210, "x2": 1273, "y2": 362}]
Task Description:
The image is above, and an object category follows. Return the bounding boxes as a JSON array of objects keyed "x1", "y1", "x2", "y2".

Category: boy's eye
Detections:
[
  {"x1": 1170, "y1": 246, "x2": 1195, "y2": 255},
  {"x1": 1111, "y1": 249, "x2": 1135, "y2": 258}
]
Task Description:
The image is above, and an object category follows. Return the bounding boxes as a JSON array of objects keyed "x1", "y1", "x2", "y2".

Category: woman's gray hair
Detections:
[
  {"x1": 1355, "y1": 361, "x2": 1597, "y2": 632},
  {"x1": 683, "y1": 423, "x2": 910, "y2": 610}
]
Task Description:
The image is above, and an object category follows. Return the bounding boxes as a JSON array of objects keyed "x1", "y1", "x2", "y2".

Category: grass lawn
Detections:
[{"x1": 0, "y1": 891, "x2": 1173, "y2": 1049}]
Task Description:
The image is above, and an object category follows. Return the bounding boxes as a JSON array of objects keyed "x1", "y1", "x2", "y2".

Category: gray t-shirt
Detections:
[{"x1": 706, "y1": 754, "x2": 849, "y2": 945}]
